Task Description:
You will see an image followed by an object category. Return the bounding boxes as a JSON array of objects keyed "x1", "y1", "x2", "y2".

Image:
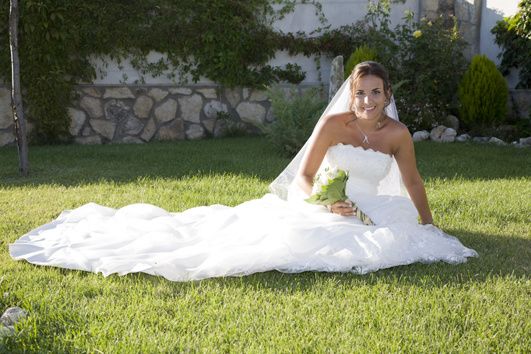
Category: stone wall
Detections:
[
  {"x1": 1, "y1": 85, "x2": 528, "y2": 147},
  {"x1": 0, "y1": 84, "x2": 322, "y2": 147},
  {"x1": 0, "y1": 1, "x2": 526, "y2": 147}
]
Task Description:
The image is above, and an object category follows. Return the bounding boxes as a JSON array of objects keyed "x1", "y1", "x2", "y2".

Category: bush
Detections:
[
  {"x1": 0, "y1": 0, "x2": 469, "y2": 141},
  {"x1": 215, "y1": 111, "x2": 250, "y2": 138},
  {"x1": 261, "y1": 87, "x2": 327, "y2": 157},
  {"x1": 392, "y1": 15, "x2": 467, "y2": 131},
  {"x1": 344, "y1": 45, "x2": 378, "y2": 78},
  {"x1": 458, "y1": 55, "x2": 509, "y2": 129},
  {"x1": 333, "y1": 4, "x2": 467, "y2": 132},
  {"x1": 491, "y1": 0, "x2": 531, "y2": 88}
]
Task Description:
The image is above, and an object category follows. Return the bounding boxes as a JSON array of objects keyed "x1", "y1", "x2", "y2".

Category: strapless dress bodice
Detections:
[{"x1": 325, "y1": 144, "x2": 392, "y2": 197}]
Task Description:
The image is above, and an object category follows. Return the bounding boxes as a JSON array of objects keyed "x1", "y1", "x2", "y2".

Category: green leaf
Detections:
[{"x1": 305, "y1": 169, "x2": 348, "y2": 205}]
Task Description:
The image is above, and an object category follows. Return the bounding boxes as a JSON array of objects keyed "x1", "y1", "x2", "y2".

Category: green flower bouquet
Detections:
[{"x1": 305, "y1": 168, "x2": 374, "y2": 225}]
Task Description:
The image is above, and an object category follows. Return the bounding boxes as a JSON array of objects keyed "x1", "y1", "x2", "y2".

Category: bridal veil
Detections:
[{"x1": 269, "y1": 76, "x2": 408, "y2": 200}]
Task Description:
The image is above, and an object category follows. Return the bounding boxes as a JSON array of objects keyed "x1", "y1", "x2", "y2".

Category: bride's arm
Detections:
[
  {"x1": 393, "y1": 127, "x2": 434, "y2": 225},
  {"x1": 295, "y1": 116, "x2": 355, "y2": 217},
  {"x1": 295, "y1": 117, "x2": 334, "y2": 196}
]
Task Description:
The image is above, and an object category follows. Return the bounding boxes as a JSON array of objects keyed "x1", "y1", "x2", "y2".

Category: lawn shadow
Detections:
[
  {"x1": 0, "y1": 139, "x2": 529, "y2": 188},
  {"x1": 414, "y1": 141, "x2": 531, "y2": 181},
  {"x1": 7, "y1": 228, "x2": 528, "y2": 298},
  {"x1": 187, "y1": 229, "x2": 530, "y2": 292},
  {"x1": 0, "y1": 137, "x2": 290, "y2": 188},
  {"x1": 87, "y1": 228, "x2": 531, "y2": 294}
]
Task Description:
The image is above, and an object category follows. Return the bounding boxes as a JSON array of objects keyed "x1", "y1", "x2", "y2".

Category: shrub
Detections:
[
  {"x1": 215, "y1": 111, "x2": 250, "y2": 138},
  {"x1": 0, "y1": 0, "x2": 469, "y2": 141},
  {"x1": 392, "y1": 15, "x2": 467, "y2": 131},
  {"x1": 458, "y1": 55, "x2": 509, "y2": 129},
  {"x1": 344, "y1": 45, "x2": 378, "y2": 78},
  {"x1": 261, "y1": 87, "x2": 327, "y2": 157},
  {"x1": 332, "y1": 4, "x2": 467, "y2": 132},
  {"x1": 491, "y1": 0, "x2": 531, "y2": 88}
]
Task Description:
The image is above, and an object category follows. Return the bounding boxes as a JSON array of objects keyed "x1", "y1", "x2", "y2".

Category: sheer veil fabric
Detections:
[{"x1": 269, "y1": 77, "x2": 407, "y2": 201}]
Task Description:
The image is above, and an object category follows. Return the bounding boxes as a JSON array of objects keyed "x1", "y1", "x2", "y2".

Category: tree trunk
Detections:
[{"x1": 9, "y1": 0, "x2": 29, "y2": 176}]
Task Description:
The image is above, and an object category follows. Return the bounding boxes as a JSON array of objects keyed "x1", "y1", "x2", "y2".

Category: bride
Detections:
[{"x1": 9, "y1": 61, "x2": 477, "y2": 281}]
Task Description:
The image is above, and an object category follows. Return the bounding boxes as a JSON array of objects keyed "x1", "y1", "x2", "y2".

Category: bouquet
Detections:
[{"x1": 305, "y1": 168, "x2": 374, "y2": 225}]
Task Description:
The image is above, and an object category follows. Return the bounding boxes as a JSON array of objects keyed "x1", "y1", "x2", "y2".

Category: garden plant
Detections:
[{"x1": 458, "y1": 55, "x2": 509, "y2": 132}]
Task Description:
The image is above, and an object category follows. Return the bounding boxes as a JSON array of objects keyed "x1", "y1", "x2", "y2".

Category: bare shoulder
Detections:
[
  {"x1": 384, "y1": 118, "x2": 412, "y2": 153},
  {"x1": 385, "y1": 117, "x2": 408, "y2": 132},
  {"x1": 385, "y1": 118, "x2": 409, "y2": 137},
  {"x1": 317, "y1": 111, "x2": 353, "y2": 134},
  {"x1": 322, "y1": 111, "x2": 353, "y2": 126},
  {"x1": 303, "y1": 111, "x2": 352, "y2": 149}
]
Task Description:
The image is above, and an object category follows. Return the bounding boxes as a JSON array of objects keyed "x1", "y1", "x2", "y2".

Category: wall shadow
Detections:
[
  {"x1": 0, "y1": 139, "x2": 529, "y2": 189},
  {"x1": 0, "y1": 137, "x2": 291, "y2": 188}
]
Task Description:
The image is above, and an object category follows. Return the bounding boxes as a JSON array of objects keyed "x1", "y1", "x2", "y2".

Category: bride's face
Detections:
[{"x1": 352, "y1": 75, "x2": 388, "y2": 121}]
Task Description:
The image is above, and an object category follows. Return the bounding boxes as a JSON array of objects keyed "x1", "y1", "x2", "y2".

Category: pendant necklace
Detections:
[
  {"x1": 354, "y1": 121, "x2": 370, "y2": 144},
  {"x1": 354, "y1": 115, "x2": 386, "y2": 145},
  {"x1": 354, "y1": 121, "x2": 369, "y2": 145}
]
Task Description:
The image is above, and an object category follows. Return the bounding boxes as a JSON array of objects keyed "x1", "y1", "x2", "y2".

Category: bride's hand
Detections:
[{"x1": 328, "y1": 200, "x2": 356, "y2": 216}]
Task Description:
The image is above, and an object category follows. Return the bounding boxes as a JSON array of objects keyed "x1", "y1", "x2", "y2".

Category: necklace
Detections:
[
  {"x1": 354, "y1": 121, "x2": 370, "y2": 144},
  {"x1": 353, "y1": 115, "x2": 386, "y2": 145}
]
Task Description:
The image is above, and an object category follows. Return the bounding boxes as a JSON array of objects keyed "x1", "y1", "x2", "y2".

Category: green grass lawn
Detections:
[{"x1": 0, "y1": 137, "x2": 529, "y2": 352}]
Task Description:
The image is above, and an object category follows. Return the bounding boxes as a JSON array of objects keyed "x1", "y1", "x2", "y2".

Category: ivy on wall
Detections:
[
  {"x1": 1, "y1": 0, "x2": 462, "y2": 142},
  {"x1": 0, "y1": 0, "x2": 326, "y2": 143},
  {"x1": 0, "y1": 1, "x2": 98, "y2": 141}
]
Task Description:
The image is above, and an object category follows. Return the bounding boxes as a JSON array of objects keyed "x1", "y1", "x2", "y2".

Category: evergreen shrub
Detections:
[
  {"x1": 344, "y1": 45, "x2": 378, "y2": 78},
  {"x1": 458, "y1": 55, "x2": 509, "y2": 129},
  {"x1": 261, "y1": 87, "x2": 327, "y2": 157}
]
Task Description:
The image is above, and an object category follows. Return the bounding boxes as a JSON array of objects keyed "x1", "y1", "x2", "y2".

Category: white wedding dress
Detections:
[{"x1": 9, "y1": 143, "x2": 478, "y2": 281}]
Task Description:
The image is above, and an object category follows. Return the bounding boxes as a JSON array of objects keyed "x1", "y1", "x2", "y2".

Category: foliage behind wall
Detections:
[
  {"x1": 0, "y1": 0, "x2": 321, "y2": 143},
  {"x1": 492, "y1": 0, "x2": 531, "y2": 89},
  {"x1": 0, "y1": 0, "x2": 469, "y2": 142}
]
